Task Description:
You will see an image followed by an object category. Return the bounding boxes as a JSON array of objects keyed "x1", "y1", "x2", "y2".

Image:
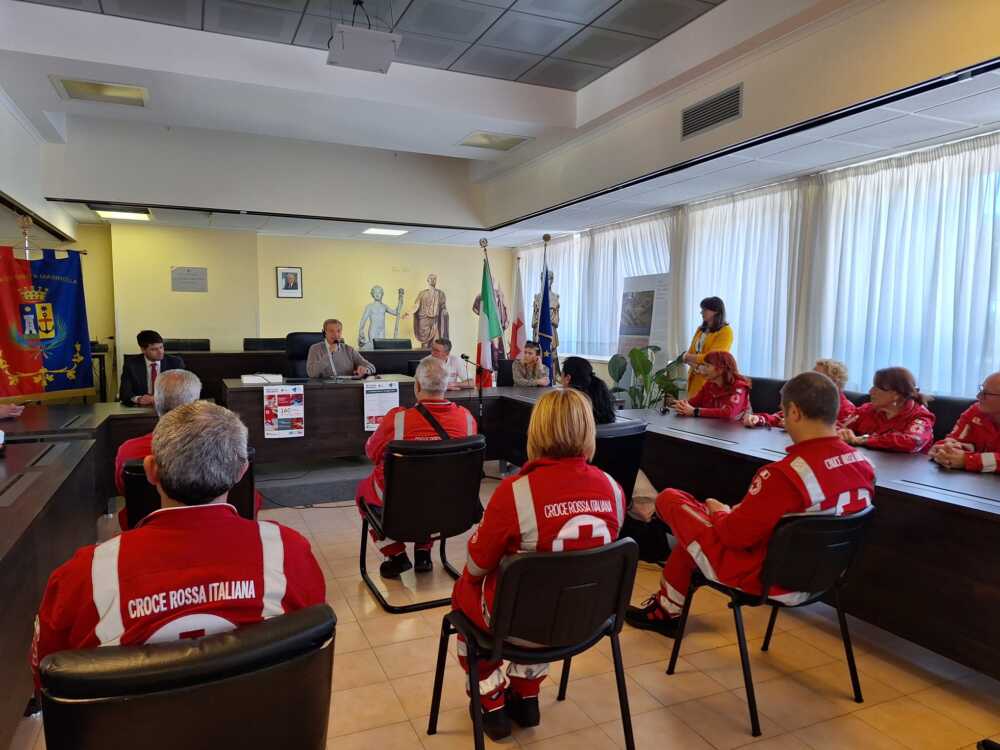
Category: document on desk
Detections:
[
  {"x1": 263, "y1": 384, "x2": 304, "y2": 438},
  {"x1": 364, "y1": 380, "x2": 399, "y2": 431}
]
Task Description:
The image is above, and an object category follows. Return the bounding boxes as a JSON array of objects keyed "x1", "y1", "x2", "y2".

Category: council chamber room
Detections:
[{"x1": 1, "y1": 0, "x2": 999, "y2": 749}]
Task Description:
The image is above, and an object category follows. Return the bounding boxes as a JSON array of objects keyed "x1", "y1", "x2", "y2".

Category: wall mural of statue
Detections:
[
  {"x1": 358, "y1": 285, "x2": 405, "y2": 349},
  {"x1": 405, "y1": 273, "x2": 448, "y2": 350},
  {"x1": 532, "y1": 269, "x2": 560, "y2": 374},
  {"x1": 473, "y1": 277, "x2": 509, "y2": 362}
]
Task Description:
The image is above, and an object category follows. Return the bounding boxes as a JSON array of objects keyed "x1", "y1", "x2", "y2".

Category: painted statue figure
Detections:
[
  {"x1": 473, "y1": 280, "x2": 509, "y2": 362},
  {"x1": 406, "y1": 273, "x2": 449, "y2": 349},
  {"x1": 532, "y1": 270, "x2": 561, "y2": 374},
  {"x1": 359, "y1": 285, "x2": 405, "y2": 349}
]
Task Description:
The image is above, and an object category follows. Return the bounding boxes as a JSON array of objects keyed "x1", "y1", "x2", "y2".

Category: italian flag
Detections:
[
  {"x1": 476, "y1": 258, "x2": 502, "y2": 388},
  {"x1": 508, "y1": 259, "x2": 526, "y2": 361}
]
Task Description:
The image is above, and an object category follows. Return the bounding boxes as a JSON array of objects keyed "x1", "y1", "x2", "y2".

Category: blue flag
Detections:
[{"x1": 538, "y1": 268, "x2": 554, "y2": 384}]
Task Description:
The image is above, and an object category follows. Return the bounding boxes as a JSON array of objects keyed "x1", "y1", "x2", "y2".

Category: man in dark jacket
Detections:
[{"x1": 119, "y1": 330, "x2": 186, "y2": 406}]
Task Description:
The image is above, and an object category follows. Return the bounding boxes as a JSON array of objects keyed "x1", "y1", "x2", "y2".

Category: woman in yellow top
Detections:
[{"x1": 683, "y1": 296, "x2": 733, "y2": 398}]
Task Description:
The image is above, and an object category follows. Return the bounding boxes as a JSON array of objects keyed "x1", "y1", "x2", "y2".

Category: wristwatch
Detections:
[{"x1": 693, "y1": 407, "x2": 701, "y2": 418}]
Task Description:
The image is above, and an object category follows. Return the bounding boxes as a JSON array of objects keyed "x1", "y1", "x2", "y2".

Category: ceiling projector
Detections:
[{"x1": 327, "y1": 24, "x2": 401, "y2": 74}]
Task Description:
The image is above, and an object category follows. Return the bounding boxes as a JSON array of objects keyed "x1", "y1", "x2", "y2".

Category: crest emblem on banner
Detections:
[{"x1": 19, "y1": 286, "x2": 55, "y2": 340}]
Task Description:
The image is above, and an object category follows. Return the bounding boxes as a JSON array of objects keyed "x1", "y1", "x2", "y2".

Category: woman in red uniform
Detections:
[
  {"x1": 838, "y1": 366, "x2": 935, "y2": 453},
  {"x1": 451, "y1": 388, "x2": 625, "y2": 741},
  {"x1": 671, "y1": 351, "x2": 750, "y2": 421},
  {"x1": 743, "y1": 358, "x2": 856, "y2": 428}
]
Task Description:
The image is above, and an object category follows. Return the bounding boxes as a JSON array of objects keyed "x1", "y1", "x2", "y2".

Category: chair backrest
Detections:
[
  {"x1": 488, "y1": 539, "x2": 638, "y2": 659},
  {"x1": 592, "y1": 420, "x2": 647, "y2": 499},
  {"x1": 748, "y1": 377, "x2": 785, "y2": 415},
  {"x1": 227, "y1": 446, "x2": 257, "y2": 519},
  {"x1": 243, "y1": 337, "x2": 286, "y2": 351},
  {"x1": 496, "y1": 359, "x2": 514, "y2": 387},
  {"x1": 285, "y1": 332, "x2": 324, "y2": 377},
  {"x1": 407, "y1": 359, "x2": 422, "y2": 377},
  {"x1": 760, "y1": 505, "x2": 875, "y2": 597},
  {"x1": 39, "y1": 605, "x2": 335, "y2": 750},
  {"x1": 164, "y1": 338, "x2": 210, "y2": 352},
  {"x1": 843, "y1": 389, "x2": 869, "y2": 407},
  {"x1": 927, "y1": 395, "x2": 975, "y2": 443},
  {"x1": 373, "y1": 338, "x2": 412, "y2": 350},
  {"x1": 381, "y1": 435, "x2": 486, "y2": 542}
]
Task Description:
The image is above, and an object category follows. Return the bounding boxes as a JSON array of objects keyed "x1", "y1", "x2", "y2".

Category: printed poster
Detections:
[
  {"x1": 364, "y1": 380, "x2": 399, "y2": 431},
  {"x1": 263, "y1": 384, "x2": 304, "y2": 438}
]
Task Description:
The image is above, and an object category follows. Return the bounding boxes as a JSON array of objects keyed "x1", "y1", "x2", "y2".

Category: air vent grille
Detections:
[{"x1": 682, "y1": 84, "x2": 742, "y2": 139}]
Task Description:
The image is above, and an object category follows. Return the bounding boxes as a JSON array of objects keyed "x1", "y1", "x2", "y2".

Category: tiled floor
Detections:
[{"x1": 11, "y1": 486, "x2": 1000, "y2": 750}]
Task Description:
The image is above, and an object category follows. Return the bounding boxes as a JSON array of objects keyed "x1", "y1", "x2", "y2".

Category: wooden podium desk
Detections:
[{"x1": 0, "y1": 440, "x2": 97, "y2": 750}]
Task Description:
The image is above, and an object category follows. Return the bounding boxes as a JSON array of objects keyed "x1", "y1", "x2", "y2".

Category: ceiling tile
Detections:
[
  {"x1": 734, "y1": 132, "x2": 817, "y2": 160},
  {"x1": 294, "y1": 15, "x2": 338, "y2": 48},
  {"x1": 510, "y1": 0, "x2": 617, "y2": 25},
  {"x1": 594, "y1": 0, "x2": 713, "y2": 39},
  {"x1": 101, "y1": 0, "x2": 204, "y2": 29},
  {"x1": 884, "y1": 74, "x2": 1000, "y2": 114},
  {"x1": 257, "y1": 216, "x2": 323, "y2": 233},
  {"x1": 204, "y1": 0, "x2": 302, "y2": 43},
  {"x1": 798, "y1": 106, "x2": 902, "y2": 141},
  {"x1": 208, "y1": 212, "x2": 270, "y2": 229},
  {"x1": 19, "y1": 0, "x2": 102, "y2": 10},
  {"x1": 396, "y1": 0, "x2": 504, "y2": 42},
  {"x1": 466, "y1": 0, "x2": 514, "y2": 6},
  {"x1": 553, "y1": 26, "x2": 654, "y2": 68},
  {"x1": 307, "y1": 220, "x2": 365, "y2": 237},
  {"x1": 307, "y1": 0, "x2": 408, "y2": 28},
  {"x1": 451, "y1": 45, "x2": 542, "y2": 80},
  {"x1": 835, "y1": 113, "x2": 974, "y2": 149},
  {"x1": 762, "y1": 139, "x2": 883, "y2": 168},
  {"x1": 393, "y1": 31, "x2": 469, "y2": 67},
  {"x1": 239, "y1": 0, "x2": 307, "y2": 11},
  {"x1": 518, "y1": 57, "x2": 608, "y2": 90},
  {"x1": 479, "y1": 11, "x2": 581, "y2": 55},
  {"x1": 150, "y1": 208, "x2": 212, "y2": 226},
  {"x1": 919, "y1": 88, "x2": 1000, "y2": 126}
]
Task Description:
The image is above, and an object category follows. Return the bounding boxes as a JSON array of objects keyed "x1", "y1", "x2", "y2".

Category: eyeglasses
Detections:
[{"x1": 978, "y1": 386, "x2": 1000, "y2": 398}]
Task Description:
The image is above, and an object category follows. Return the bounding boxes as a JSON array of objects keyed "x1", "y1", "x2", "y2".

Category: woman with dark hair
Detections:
[
  {"x1": 560, "y1": 356, "x2": 616, "y2": 424},
  {"x1": 838, "y1": 366, "x2": 935, "y2": 453},
  {"x1": 683, "y1": 296, "x2": 733, "y2": 398},
  {"x1": 672, "y1": 351, "x2": 750, "y2": 421}
]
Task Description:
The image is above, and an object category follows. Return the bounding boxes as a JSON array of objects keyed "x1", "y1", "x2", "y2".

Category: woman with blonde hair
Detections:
[
  {"x1": 450, "y1": 389, "x2": 625, "y2": 740},
  {"x1": 744, "y1": 359, "x2": 857, "y2": 428}
]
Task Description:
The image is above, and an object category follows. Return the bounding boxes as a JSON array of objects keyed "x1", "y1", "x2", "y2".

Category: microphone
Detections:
[{"x1": 460, "y1": 353, "x2": 471, "y2": 361}]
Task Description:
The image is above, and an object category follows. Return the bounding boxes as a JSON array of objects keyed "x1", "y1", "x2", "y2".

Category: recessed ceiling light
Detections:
[
  {"x1": 460, "y1": 131, "x2": 532, "y2": 152},
  {"x1": 95, "y1": 210, "x2": 150, "y2": 221},
  {"x1": 50, "y1": 76, "x2": 148, "y2": 107},
  {"x1": 363, "y1": 228, "x2": 408, "y2": 236}
]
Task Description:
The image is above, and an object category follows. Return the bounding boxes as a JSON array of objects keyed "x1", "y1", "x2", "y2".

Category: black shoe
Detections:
[
  {"x1": 470, "y1": 701, "x2": 512, "y2": 741},
  {"x1": 414, "y1": 549, "x2": 433, "y2": 573},
  {"x1": 625, "y1": 596, "x2": 679, "y2": 638},
  {"x1": 379, "y1": 553, "x2": 412, "y2": 579},
  {"x1": 505, "y1": 690, "x2": 540, "y2": 728},
  {"x1": 978, "y1": 742, "x2": 1000, "y2": 750}
]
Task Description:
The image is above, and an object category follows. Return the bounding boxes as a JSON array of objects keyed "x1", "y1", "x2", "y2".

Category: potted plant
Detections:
[{"x1": 608, "y1": 346, "x2": 683, "y2": 409}]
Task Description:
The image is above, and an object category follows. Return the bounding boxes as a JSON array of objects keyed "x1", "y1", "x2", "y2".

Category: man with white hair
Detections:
[
  {"x1": 32, "y1": 402, "x2": 325, "y2": 686},
  {"x1": 355, "y1": 356, "x2": 478, "y2": 578}
]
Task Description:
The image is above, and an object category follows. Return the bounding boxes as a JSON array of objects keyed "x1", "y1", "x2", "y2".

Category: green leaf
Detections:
[
  {"x1": 608, "y1": 354, "x2": 628, "y2": 383},
  {"x1": 628, "y1": 347, "x2": 653, "y2": 378}
]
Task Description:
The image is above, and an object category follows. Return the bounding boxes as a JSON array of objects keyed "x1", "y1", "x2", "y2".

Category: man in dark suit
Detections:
[{"x1": 119, "y1": 330, "x2": 186, "y2": 406}]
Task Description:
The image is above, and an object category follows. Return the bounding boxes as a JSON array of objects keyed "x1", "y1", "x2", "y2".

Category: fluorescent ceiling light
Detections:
[
  {"x1": 363, "y1": 228, "x2": 408, "y2": 236},
  {"x1": 460, "y1": 131, "x2": 531, "y2": 152},
  {"x1": 51, "y1": 77, "x2": 148, "y2": 107},
  {"x1": 95, "y1": 210, "x2": 150, "y2": 221}
]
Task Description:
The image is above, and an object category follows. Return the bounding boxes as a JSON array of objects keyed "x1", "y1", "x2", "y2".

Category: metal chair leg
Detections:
[
  {"x1": 761, "y1": 605, "x2": 780, "y2": 652},
  {"x1": 427, "y1": 619, "x2": 453, "y2": 735},
  {"x1": 440, "y1": 537, "x2": 462, "y2": 580},
  {"x1": 557, "y1": 657, "x2": 571, "y2": 700},
  {"x1": 835, "y1": 590, "x2": 864, "y2": 703},
  {"x1": 666, "y1": 582, "x2": 697, "y2": 675},
  {"x1": 732, "y1": 603, "x2": 762, "y2": 737},
  {"x1": 359, "y1": 517, "x2": 454, "y2": 614},
  {"x1": 610, "y1": 633, "x2": 636, "y2": 750},
  {"x1": 467, "y1": 642, "x2": 487, "y2": 750}
]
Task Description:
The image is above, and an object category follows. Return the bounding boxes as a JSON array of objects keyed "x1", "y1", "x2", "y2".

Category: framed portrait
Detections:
[{"x1": 276, "y1": 266, "x2": 303, "y2": 298}]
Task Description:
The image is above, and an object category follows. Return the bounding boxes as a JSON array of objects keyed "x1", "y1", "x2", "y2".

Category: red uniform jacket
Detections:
[
  {"x1": 843, "y1": 401, "x2": 935, "y2": 453},
  {"x1": 699, "y1": 436, "x2": 874, "y2": 600},
  {"x1": 454, "y1": 456, "x2": 625, "y2": 627},
  {"x1": 364, "y1": 400, "x2": 477, "y2": 501},
  {"x1": 934, "y1": 403, "x2": 1000, "y2": 472},
  {"x1": 31, "y1": 504, "x2": 324, "y2": 686},
  {"x1": 756, "y1": 392, "x2": 857, "y2": 428},
  {"x1": 687, "y1": 377, "x2": 750, "y2": 421}
]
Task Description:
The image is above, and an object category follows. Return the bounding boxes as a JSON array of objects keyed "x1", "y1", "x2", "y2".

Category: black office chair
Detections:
[
  {"x1": 666, "y1": 505, "x2": 875, "y2": 737},
  {"x1": 285, "y1": 332, "x2": 324, "y2": 378},
  {"x1": 428, "y1": 539, "x2": 639, "y2": 750},
  {"x1": 843, "y1": 389, "x2": 869, "y2": 407},
  {"x1": 359, "y1": 435, "x2": 486, "y2": 613},
  {"x1": 373, "y1": 338, "x2": 413, "y2": 350},
  {"x1": 592, "y1": 420, "x2": 647, "y2": 499},
  {"x1": 243, "y1": 337, "x2": 286, "y2": 351},
  {"x1": 927, "y1": 395, "x2": 975, "y2": 443},
  {"x1": 748, "y1": 377, "x2": 785, "y2": 415},
  {"x1": 407, "y1": 359, "x2": 422, "y2": 377},
  {"x1": 39, "y1": 604, "x2": 336, "y2": 750},
  {"x1": 496, "y1": 359, "x2": 514, "y2": 387},
  {"x1": 122, "y1": 447, "x2": 257, "y2": 529},
  {"x1": 164, "y1": 338, "x2": 210, "y2": 352}
]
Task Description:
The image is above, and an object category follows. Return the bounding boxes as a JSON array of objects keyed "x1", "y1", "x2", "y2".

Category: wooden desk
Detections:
[{"x1": 0, "y1": 440, "x2": 97, "y2": 750}]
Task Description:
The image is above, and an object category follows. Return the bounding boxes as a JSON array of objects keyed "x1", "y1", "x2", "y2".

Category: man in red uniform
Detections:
[
  {"x1": 31, "y1": 402, "x2": 324, "y2": 686},
  {"x1": 930, "y1": 371, "x2": 1000, "y2": 472},
  {"x1": 355, "y1": 356, "x2": 477, "y2": 579},
  {"x1": 452, "y1": 388, "x2": 625, "y2": 740},
  {"x1": 627, "y1": 371, "x2": 875, "y2": 636}
]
